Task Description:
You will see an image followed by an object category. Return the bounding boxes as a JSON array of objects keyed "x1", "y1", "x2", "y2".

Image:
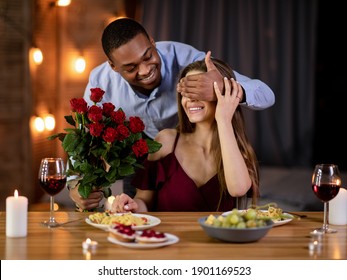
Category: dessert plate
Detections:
[
  {"x1": 85, "y1": 213, "x2": 161, "y2": 231},
  {"x1": 221, "y1": 210, "x2": 294, "y2": 227},
  {"x1": 107, "y1": 233, "x2": 179, "y2": 249}
]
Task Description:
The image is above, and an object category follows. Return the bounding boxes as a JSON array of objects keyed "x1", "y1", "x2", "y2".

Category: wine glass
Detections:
[
  {"x1": 38, "y1": 158, "x2": 67, "y2": 228},
  {"x1": 311, "y1": 164, "x2": 341, "y2": 233}
]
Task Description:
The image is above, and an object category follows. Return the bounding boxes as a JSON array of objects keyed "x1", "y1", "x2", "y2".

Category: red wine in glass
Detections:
[
  {"x1": 311, "y1": 164, "x2": 341, "y2": 233},
  {"x1": 312, "y1": 183, "x2": 340, "y2": 202},
  {"x1": 39, "y1": 176, "x2": 67, "y2": 196},
  {"x1": 38, "y1": 158, "x2": 66, "y2": 228}
]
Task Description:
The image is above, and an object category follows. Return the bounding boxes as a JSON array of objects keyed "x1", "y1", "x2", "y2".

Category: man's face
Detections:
[{"x1": 108, "y1": 33, "x2": 162, "y2": 94}]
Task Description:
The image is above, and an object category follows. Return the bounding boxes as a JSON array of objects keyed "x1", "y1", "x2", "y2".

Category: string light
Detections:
[
  {"x1": 50, "y1": 0, "x2": 71, "y2": 7},
  {"x1": 31, "y1": 47, "x2": 43, "y2": 65},
  {"x1": 56, "y1": 0, "x2": 71, "y2": 6},
  {"x1": 34, "y1": 117, "x2": 45, "y2": 132},
  {"x1": 44, "y1": 115, "x2": 56, "y2": 131},
  {"x1": 33, "y1": 115, "x2": 55, "y2": 132},
  {"x1": 74, "y1": 56, "x2": 86, "y2": 73}
]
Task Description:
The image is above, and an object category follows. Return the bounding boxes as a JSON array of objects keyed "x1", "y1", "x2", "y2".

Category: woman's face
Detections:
[
  {"x1": 108, "y1": 33, "x2": 162, "y2": 94},
  {"x1": 181, "y1": 70, "x2": 216, "y2": 124}
]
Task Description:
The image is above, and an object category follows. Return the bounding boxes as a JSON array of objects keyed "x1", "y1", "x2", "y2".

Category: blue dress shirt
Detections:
[{"x1": 84, "y1": 41, "x2": 274, "y2": 139}]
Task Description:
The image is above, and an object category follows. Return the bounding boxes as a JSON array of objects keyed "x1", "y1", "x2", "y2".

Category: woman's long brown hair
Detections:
[{"x1": 177, "y1": 59, "x2": 259, "y2": 209}]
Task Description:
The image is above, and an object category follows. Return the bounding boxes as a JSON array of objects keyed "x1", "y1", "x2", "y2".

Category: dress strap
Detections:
[{"x1": 172, "y1": 132, "x2": 180, "y2": 152}]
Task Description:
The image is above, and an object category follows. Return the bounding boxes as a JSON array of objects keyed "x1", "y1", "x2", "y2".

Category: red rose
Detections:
[
  {"x1": 102, "y1": 102, "x2": 115, "y2": 117},
  {"x1": 132, "y1": 138, "x2": 148, "y2": 157},
  {"x1": 102, "y1": 127, "x2": 118, "y2": 143},
  {"x1": 111, "y1": 109, "x2": 126, "y2": 124},
  {"x1": 88, "y1": 105, "x2": 103, "y2": 122},
  {"x1": 88, "y1": 122, "x2": 104, "y2": 137},
  {"x1": 116, "y1": 124, "x2": 130, "y2": 141},
  {"x1": 90, "y1": 88, "x2": 105, "y2": 103},
  {"x1": 129, "y1": 116, "x2": 145, "y2": 133},
  {"x1": 70, "y1": 98, "x2": 88, "y2": 113}
]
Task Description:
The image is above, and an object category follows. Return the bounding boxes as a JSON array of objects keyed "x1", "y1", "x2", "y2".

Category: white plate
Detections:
[
  {"x1": 107, "y1": 233, "x2": 179, "y2": 249},
  {"x1": 221, "y1": 210, "x2": 294, "y2": 227},
  {"x1": 85, "y1": 213, "x2": 161, "y2": 231}
]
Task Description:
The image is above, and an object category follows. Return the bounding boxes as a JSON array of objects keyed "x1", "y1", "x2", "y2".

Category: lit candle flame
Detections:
[{"x1": 14, "y1": 189, "x2": 19, "y2": 198}]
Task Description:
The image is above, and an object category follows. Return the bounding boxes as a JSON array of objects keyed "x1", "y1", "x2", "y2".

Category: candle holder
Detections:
[
  {"x1": 308, "y1": 230, "x2": 323, "y2": 256},
  {"x1": 82, "y1": 238, "x2": 98, "y2": 250}
]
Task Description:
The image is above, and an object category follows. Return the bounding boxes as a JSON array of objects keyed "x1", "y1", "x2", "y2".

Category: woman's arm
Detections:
[{"x1": 214, "y1": 77, "x2": 252, "y2": 196}]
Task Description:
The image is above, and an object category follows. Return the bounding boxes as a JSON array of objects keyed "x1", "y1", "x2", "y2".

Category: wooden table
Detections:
[{"x1": 0, "y1": 211, "x2": 346, "y2": 260}]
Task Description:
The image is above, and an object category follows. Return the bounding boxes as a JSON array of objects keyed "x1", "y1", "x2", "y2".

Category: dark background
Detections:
[{"x1": 314, "y1": 0, "x2": 346, "y2": 170}]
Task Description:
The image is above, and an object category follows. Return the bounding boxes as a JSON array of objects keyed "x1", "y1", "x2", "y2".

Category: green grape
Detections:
[
  {"x1": 228, "y1": 214, "x2": 239, "y2": 225},
  {"x1": 244, "y1": 209, "x2": 257, "y2": 220},
  {"x1": 213, "y1": 219, "x2": 222, "y2": 227},
  {"x1": 246, "y1": 219, "x2": 257, "y2": 228},
  {"x1": 236, "y1": 221, "x2": 246, "y2": 228}
]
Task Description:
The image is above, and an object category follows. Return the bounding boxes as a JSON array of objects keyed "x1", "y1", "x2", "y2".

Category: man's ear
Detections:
[
  {"x1": 108, "y1": 60, "x2": 118, "y2": 72},
  {"x1": 149, "y1": 36, "x2": 156, "y2": 47}
]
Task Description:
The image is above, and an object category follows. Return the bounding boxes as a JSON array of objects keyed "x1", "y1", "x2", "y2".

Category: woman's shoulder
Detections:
[{"x1": 148, "y1": 129, "x2": 178, "y2": 161}]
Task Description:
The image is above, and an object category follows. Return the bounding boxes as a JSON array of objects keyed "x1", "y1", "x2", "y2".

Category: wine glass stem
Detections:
[
  {"x1": 49, "y1": 196, "x2": 56, "y2": 223},
  {"x1": 323, "y1": 202, "x2": 328, "y2": 231}
]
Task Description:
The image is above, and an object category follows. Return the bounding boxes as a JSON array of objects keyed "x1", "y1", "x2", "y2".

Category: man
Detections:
[{"x1": 69, "y1": 17, "x2": 275, "y2": 211}]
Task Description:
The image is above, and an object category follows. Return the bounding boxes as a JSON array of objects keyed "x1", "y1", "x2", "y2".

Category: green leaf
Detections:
[
  {"x1": 118, "y1": 164, "x2": 135, "y2": 177},
  {"x1": 102, "y1": 187, "x2": 112, "y2": 198},
  {"x1": 122, "y1": 155, "x2": 137, "y2": 164},
  {"x1": 62, "y1": 133, "x2": 80, "y2": 152},
  {"x1": 81, "y1": 173, "x2": 99, "y2": 185},
  {"x1": 78, "y1": 184, "x2": 93, "y2": 199},
  {"x1": 65, "y1": 115, "x2": 76, "y2": 126},
  {"x1": 47, "y1": 132, "x2": 66, "y2": 141},
  {"x1": 146, "y1": 138, "x2": 162, "y2": 153}
]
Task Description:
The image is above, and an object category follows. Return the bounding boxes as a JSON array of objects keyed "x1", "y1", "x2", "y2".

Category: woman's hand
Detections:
[
  {"x1": 111, "y1": 193, "x2": 139, "y2": 213},
  {"x1": 214, "y1": 77, "x2": 243, "y2": 123},
  {"x1": 69, "y1": 187, "x2": 103, "y2": 211}
]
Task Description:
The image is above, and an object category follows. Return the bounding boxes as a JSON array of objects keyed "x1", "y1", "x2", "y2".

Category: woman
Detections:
[{"x1": 112, "y1": 57, "x2": 259, "y2": 212}]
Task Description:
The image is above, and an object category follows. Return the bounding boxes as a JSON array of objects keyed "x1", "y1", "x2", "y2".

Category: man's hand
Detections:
[
  {"x1": 177, "y1": 51, "x2": 223, "y2": 101},
  {"x1": 69, "y1": 187, "x2": 103, "y2": 211}
]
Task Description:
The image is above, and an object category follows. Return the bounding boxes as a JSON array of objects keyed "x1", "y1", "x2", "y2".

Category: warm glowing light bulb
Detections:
[
  {"x1": 44, "y1": 115, "x2": 55, "y2": 131},
  {"x1": 32, "y1": 48, "x2": 43, "y2": 64},
  {"x1": 56, "y1": 0, "x2": 71, "y2": 6},
  {"x1": 34, "y1": 117, "x2": 45, "y2": 132},
  {"x1": 74, "y1": 56, "x2": 86, "y2": 73}
]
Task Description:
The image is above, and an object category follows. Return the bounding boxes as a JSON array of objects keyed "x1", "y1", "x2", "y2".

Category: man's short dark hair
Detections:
[{"x1": 102, "y1": 18, "x2": 150, "y2": 59}]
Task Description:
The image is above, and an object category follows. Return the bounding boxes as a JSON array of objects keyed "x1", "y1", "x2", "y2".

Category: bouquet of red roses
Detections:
[{"x1": 49, "y1": 88, "x2": 162, "y2": 199}]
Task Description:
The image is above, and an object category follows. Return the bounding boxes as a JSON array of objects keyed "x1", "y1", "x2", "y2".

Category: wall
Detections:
[
  {"x1": 0, "y1": 0, "x2": 32, "y2": 209},
  {"x1": 0, "y1": 0, "x2": 142, "y2": 210}
]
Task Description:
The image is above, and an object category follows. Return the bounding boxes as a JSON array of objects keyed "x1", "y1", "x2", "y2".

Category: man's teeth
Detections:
[{"x1": 142, "y1": 71, "x2": 155, "y2": 81}]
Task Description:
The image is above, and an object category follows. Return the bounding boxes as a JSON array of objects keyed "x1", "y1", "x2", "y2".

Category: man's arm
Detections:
[{"x1": 177, "y1": 51, "x2": 275, "y2": 110}]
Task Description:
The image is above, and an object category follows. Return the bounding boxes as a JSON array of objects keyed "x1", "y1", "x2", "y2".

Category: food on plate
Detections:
[
  {"x1": 109, "y1": 225, "x2": 136, "y2": 242},
  {"x1": 249, "y1": 205, "x2": 293, "y2": 221},
  {"x1": 89, "y1": 212, "x2": 149, "y2": 226},
  {"x1": 205, "y1": 208, "x2": 268, "y2": 228},
  {"x1": 135, "y1": 229, "x2": 168, "y2": 244}
]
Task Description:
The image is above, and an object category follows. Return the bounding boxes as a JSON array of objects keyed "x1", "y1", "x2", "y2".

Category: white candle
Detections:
[
  {"x1": 6, "y1": 190, "x2": 28, "y2": 237},
  {"x1": 104, "y1": 195, "x2": 115, "y2": 211},
  {"x1": 329, "y1": 188, "x2": 347, "y2": 225}
]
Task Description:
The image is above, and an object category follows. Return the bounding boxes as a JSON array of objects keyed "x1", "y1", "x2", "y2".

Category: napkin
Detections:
[{"x1": 329, "y1": 188, "x2": 347, "y2": 225}]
